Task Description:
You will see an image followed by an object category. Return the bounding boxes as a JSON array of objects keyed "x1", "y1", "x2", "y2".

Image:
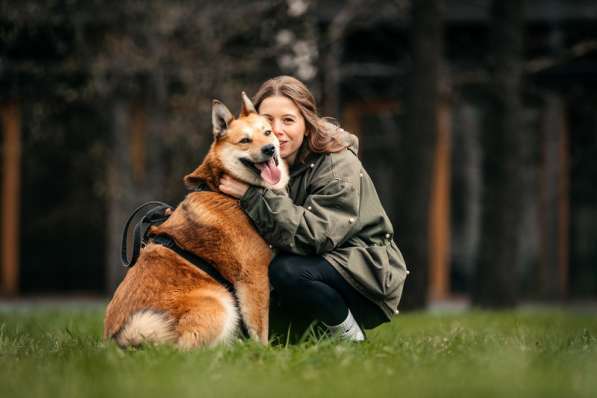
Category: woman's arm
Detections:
[{"x1": 239, "y1": 169, "x2": 360, "y2": 255}]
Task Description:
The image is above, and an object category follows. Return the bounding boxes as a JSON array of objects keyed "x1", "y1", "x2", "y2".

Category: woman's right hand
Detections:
[{"x1": 219, "y1": 174, "x2": 250, "y2": 199}]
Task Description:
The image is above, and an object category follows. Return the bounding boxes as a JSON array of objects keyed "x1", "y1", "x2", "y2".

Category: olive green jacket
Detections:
[{"x1": 240, "y1": 141, "x2": 408, "y2": 319}]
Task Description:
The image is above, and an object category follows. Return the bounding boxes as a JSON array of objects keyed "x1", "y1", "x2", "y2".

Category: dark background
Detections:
[{"x1": 1, "y1": 0, "x2": 596, "y2": 309}]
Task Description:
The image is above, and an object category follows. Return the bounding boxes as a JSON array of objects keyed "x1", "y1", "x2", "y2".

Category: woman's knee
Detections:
[{"x1": 269, "y1": 254, "x2": 305, "y2": 290}]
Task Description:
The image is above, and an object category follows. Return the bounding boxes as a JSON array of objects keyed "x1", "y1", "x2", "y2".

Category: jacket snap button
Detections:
[
  {"x1": 359, "y1": 172, "x2": 363, "y2": 177},
  {"x1": 310, "y1": 163, "x2": 315, "y2": 168},
  {"x1": 385, "y1": 233, "x2": 391, "y2": 239},
  {"x1": 307, "y1": 206, "x2": 312, "y2": 211},
  {"x1": 406, "y1": 270, "x2": 410, "y2": 275},
  {"x1": 348, "y1": 217, "x2": 355, "y2": 224}
]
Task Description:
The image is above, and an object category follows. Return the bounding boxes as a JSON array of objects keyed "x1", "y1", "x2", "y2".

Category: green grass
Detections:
[{"x1": 1, "y1": 305, "x2": 596, "y2": 398}]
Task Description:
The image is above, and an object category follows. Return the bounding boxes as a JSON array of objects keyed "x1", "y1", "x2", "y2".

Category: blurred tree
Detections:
[
  {"x1": 399, "y1": 0, "x2": 444, "y2": 309},
  {"x1": 472, "y1": 0, "x2": 526, "y2": 308},
  {"x1": 272, "y1": 0, "x2": 319, "y2": 95},
  {"x1": 1, "y1": 0, "x2": 319, "y2": 293},
  {"x1": 97, "y1": 0, "x2": 314, "y2": 292},
  {"x1": 321, "y1": 0, "x2": 363, "y2": 117},
  {"x1": 0, "y1": 0, "x2": 110, "y2": 294},
  {"x1": 0, "y1": 101, "x2": 21, "y2": 296}
]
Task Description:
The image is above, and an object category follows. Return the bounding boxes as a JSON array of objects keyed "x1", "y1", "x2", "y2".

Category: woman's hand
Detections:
[{"x1": 219, "y1": 174, "x2": 250, "y2": 199}]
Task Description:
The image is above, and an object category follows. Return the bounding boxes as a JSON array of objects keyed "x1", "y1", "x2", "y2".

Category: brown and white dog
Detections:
[{"x1": 104, "y1": 93, "x2": 288, "y2": 349}]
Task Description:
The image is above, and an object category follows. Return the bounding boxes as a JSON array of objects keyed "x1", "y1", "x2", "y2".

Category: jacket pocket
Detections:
[
  {"x1": 371, "y1": 244, "x2": 403, "y2": 297},
  {"x1": 342, "y1": 245, "x2": 391, "y2": 300}
]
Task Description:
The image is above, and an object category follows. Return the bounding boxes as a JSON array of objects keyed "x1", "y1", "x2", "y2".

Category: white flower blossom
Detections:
[
  {"x1": 287, "y1": 0, "x2": 309, "y2": 17},
  {"x1": 276, "y1": 30, "x2": 295, "y2": 46}
]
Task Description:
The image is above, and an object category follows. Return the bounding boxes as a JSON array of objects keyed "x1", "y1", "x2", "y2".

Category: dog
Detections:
[{"x1": 104, "y1": 93, "x2": 289, "y2": 349}]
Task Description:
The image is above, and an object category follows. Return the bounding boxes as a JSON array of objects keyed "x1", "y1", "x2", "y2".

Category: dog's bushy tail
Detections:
[{"x1": 114, "y1": 310, "x2": 176, "y2": 348}]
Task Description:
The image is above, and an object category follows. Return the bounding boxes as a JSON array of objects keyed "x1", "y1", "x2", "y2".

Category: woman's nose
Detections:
[{"x1": 271, "y1": 120, "x2": 284, "y2": 137}]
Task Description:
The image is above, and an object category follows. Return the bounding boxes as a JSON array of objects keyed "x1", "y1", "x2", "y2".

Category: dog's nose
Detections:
[{"x1": 261, "y1": 144, "x2": 275, "y2": 157}]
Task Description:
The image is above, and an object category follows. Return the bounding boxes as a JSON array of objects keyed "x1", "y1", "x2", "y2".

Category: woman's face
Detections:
[{"x1": 258, "y1": 95, "x2": 306, "y2": 165}]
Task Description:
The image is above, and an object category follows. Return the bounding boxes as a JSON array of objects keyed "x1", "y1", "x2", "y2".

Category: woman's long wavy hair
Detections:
[{"x1": 253, "y1": 76, "x2": 357, "y2": 160}]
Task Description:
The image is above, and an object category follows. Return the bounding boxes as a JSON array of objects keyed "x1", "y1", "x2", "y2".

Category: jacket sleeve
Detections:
[{"x1": 239, "y1": 173, "x2": 360, "y2": 255}]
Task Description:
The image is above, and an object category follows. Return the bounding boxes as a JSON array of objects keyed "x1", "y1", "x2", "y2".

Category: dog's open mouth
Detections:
[{"x1": 240, "y1": 156, "x2": 281, "y2": 186}]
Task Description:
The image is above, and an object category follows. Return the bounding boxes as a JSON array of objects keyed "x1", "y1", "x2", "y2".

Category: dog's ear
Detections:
[
  {"x1": 212, "y1": 100, "x2": 234, "y2": 138},
  {"x1": 183, "y1": 173, "x2": 198, "y2": 190},
  {"x1": 183, "y1": 166, "x2": 203, "y2": 190},
  {"x1": 240, "y1": 91, "x2": 257, "y2": 116}
]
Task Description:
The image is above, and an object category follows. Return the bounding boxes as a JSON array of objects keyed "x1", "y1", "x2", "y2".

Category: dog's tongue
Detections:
[{"x1": 255, "y1": 158, "x2": 281, "y2": 185}]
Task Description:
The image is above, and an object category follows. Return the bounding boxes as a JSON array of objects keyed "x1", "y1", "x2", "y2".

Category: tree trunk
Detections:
[
  {"x1": 451, "y1": 102, "x2": 482, "y2": 289},
  {"x1": 1, "y1": 101, "x2": 21, "y2": 296},
  {"x1": 322, "y1": 0, "x2": 362, "y2": 116},
  {"x1": 399, "y1": 0, "x2": 444, "y2": 309},
  {"x1": 539, "y1": 94, "x2": 569, "y2": 300},
  {"x1": 105, "y1": 100, "x2": 134, "y2": 293},
  {"x1": 428, "y1": 100, "x2": 452, "y2": 301},
  {"x1": 473, "y1": 0, "x2": 525, "y2": 308}
]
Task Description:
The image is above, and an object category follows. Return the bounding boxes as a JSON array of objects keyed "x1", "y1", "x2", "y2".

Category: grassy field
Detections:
[{"x1": 1, "y1": 305, "x2": 596, "y2": 398}]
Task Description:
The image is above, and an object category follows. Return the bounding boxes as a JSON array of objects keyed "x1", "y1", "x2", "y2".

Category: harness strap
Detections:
[
  {"x1": 151, "y1": 235, "x2": 236, "y2": 294},
  {"x1": 121, "y1": 201, "x2": 174, "y2": 268},
  {"x1": 152, "y1": 235, "x2": 250, "y2": 338}
]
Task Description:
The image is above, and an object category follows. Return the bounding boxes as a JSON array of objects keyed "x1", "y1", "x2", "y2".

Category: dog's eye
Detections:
[
  {"x1": 239, "y1": 138, "x2": 252, "y2": 144},
  {"x1": 264, "y1": 130, "x2": 272, "y2": 136}
]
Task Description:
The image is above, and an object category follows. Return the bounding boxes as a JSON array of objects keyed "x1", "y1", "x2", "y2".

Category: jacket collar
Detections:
[
  {"x1": 287, "y1": 138, "x2": 360, "y2": 179},
  {"x1": 289, "y1": 140, "x2": 319, "y2": 178}
]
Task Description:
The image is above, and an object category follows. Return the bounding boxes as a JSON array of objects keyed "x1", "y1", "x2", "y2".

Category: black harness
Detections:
[
  {"x1": 120, "y1": 197, "x2": 248, "y2": 337},
  {"x1": 120, "y1": 200, "x2": 236, "y2": 294},
  {"x1": 120, "y1": 201, "x2": 173, "y2": 268}
]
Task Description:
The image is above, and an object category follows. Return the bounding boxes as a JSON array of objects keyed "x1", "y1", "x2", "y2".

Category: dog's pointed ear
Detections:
[
  {"x1": 240, "y1": 91, "x2": 257, "y2": 116},
  {"x1": 212, "y1": 100, "x2": 234, "y2": 138},
  {"x1": 183, "y1": 166, "x2": 203, "y2": 190}
]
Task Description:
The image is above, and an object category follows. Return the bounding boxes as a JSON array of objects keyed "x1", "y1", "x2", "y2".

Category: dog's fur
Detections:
[{"x1": 104, "y1": 93, "x2": 289, "y2": 349}]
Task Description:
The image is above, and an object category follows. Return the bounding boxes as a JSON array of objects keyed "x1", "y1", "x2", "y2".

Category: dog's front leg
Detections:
[{"x1": 234, "y1": 271, "x2": 269, "y2": 344}]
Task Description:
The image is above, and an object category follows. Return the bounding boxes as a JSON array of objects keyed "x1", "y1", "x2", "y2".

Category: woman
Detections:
[{"x1": 220, "y1": 76, "x2": 408, "y2": 341}]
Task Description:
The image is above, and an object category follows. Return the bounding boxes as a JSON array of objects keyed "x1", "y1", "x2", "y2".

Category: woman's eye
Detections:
[
  {"x1": 283, "y1": 118, "x2": 294, "y2": 124},
  {"x1": 264, "y1": 130, "x2": 272, "y2": 136},
  {"x1": 239, "y1": 138, "x2": 252, "y2": 144}
]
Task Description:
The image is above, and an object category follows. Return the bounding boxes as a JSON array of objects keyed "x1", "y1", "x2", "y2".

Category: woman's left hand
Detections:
[{"x1": 219, "y1": 174, "x2": 250, "y2": 199}]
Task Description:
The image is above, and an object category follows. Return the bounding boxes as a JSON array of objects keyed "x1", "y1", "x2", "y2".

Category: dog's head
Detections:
[{"x1": 184, "y1": 92, "x2": 289, "y2": 191}]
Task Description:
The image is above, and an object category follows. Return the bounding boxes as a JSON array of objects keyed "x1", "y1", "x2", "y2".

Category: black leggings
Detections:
[{"x1": 268, "y1": 253, "x2": 389, "y2": 339}]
